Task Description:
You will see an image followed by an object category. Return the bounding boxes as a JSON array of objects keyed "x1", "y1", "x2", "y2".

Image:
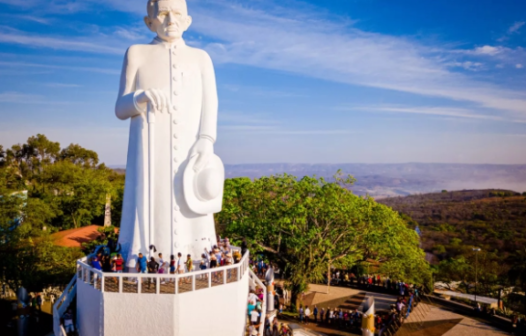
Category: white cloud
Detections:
[
  {"x1": 185, "y1": 4, "x2": 526, "y2": 117},
  {"x1": 2, "y1": 0, "x2": 526, "y2": 121},
  {"x1": 517, "y1": 64, "x2": 524, "y2": 69},
  {"x1": 509, "y1": 21, "x2": 525, "y2": 34},
  {"x1": 473, "y1": 45, "x2": 502, "y2": 56}
]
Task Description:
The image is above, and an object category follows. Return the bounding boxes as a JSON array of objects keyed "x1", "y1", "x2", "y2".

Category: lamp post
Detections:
[{"x1": 472, "y1": 248, "x2": 481, "y2": 303}]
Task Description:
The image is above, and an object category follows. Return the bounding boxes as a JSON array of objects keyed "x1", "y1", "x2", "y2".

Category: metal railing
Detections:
[
  {"x1": 76, "y1": 249, "x2": 250, "y2": 295},
  {"x1": 53, "y1": 273, "x2": 77, "y2": 336}
]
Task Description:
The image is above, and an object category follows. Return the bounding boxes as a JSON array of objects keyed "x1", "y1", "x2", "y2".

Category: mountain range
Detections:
[
  {"x1": 111, "y1": 163, "x2": 526, "y2": 198},
  {"x1": 222, "y1": 163, "x2": 526, "y2": 198}
]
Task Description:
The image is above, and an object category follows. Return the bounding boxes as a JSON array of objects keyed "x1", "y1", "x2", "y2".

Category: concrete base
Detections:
[{"x1": 77, "y1": 273, "x2": 249, "y2": 336}]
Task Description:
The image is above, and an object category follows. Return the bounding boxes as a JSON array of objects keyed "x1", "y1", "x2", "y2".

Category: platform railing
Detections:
[
  {"x1": 248, "y1": 268, "x2": 267, "y2": 336},
  {"x1": 77, "y1": 248, "x2": 250, "y2": 295}
]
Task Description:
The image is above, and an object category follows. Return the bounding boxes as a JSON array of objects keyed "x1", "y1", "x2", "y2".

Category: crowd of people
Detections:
[
  {"x1": 86, "y1": 237, "x2": 244, "y2": 279},
  {"x1": 294, "y1": 291, "x2": 418, "y2": 336},
  {"x1": 246, "y1": 288, "x2": 292, "y2": 336},
  {"x1": 329, "y1": 271, "x2": 415, "y2": 295}
]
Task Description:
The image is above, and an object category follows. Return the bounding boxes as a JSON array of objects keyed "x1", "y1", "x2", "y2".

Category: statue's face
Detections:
[{"x1": 145, "y1": 0, "x2": 192, "y2": 42}]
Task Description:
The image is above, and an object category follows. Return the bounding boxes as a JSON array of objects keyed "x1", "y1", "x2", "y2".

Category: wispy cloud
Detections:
[
  {"x1": 497, "y1": 21, "x2": 525, "y2": 42},
  {"x1": 3, "y1": 14, "x2": 51, "y2": 25},
  {"x1": 2, "y1": 0, "x2": 525, "y2": 119},
  {"x1": 220, "y1": 124, "x2": 354, "y2": 135},
  {"x1": 44, "y1": 83, "x2": 82, "y2": 88},
  {"x1": 0, "y1": 30, "x2": 124, "y2": 55},
  {"x1": 0, "y1": 0, "x2": 86, "y2": 14},
  {"x1": 129, "y1": 0, "x2": 526, "y2": 118},
  {"x1": 508, "y1": 21, "x2": 525, "y2": 34},
  {"x1": 0, "y1": 61, "x2": 120, "y2": 75},
  {"x1": 342, "y1": 105, "x2": 526, "y2": 123},
  {"x1": 0, "y1": 91, "x2": 72, "y2": 104},
  {"x1": 114, "y1": 26, "x2": 148, "y2": 41},
  {"x1": 221, "y1": 84, "x2": 304, "y2": 98}
]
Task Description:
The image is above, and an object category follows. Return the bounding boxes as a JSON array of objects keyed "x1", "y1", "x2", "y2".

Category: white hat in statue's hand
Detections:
[{"x1": 183, "y1": 154, "x2": 225, "y2": 215}]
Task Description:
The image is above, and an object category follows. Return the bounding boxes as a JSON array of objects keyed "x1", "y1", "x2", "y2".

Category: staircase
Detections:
[
  {"x1": 248, "y1": 268, "x2": 267, "y2": 336},
  {"x1": 53, "y1": 274, "x2": 77, "y2": 336}
]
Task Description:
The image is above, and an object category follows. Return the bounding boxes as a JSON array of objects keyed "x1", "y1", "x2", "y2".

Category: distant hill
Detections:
[
  {"x1": 378, "y1": 189, "x2": 526, "y2": 263},
  {"x1": 111, "y1": 163, "x2": 526, "y2": 197},
  {"x1": 223, "y1": 163, "x2": 526, "y2": 197}
]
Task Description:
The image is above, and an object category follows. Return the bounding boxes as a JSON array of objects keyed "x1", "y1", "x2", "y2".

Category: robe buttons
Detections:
[
  {"x1": 173, "y1": 119, "x2": 177, "y2": 124},
  {"x1": 174, "y1": 206, "x2": 180, "y2": 211},
  {"x1": 173, "y1": 91, "x2": 178, "y2": 96},
  {"x1": 172, "y1": 64, "x2": 177, "y2": 69},
  {"x1": 172, "y1": 76, "x2": 178, "y2": 82}
]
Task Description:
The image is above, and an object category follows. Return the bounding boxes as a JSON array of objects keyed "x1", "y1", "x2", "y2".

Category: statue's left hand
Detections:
[{"x1": 190, "y1": 137, "x2": 214, "y2": 172}]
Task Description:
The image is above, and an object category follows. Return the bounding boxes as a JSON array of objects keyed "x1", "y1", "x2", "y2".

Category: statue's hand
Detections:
[
  {"x1": 190, "y1": 137, "x2": 214, "y2": 172},
  {"x1": 135, "y1": 89, "x2": 169, "y2": 113}
]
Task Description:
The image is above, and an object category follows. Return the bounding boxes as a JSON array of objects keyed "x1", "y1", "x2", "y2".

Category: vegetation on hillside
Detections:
[
  {"x1": 0, "y1": 134, "x2": 124, "y2": 291},
  {"x1": 379, "y1": 190, "x2": 526, "y2": 300}
]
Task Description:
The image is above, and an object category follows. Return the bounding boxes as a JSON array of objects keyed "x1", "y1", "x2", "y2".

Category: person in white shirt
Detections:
[
  {"x1": 305, "y1": 306, "x2": 311, "y2": 324},
  {"x1": 250, "y1": 309, "x2": 260, "y2": 325},
  {"x1": 176, "y1": 252, "x2": 185, "y2": 286}
]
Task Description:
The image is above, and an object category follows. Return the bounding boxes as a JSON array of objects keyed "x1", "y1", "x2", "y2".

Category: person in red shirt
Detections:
[{"x1": 114, "y1": 254, "x2": 124, "y2": 273}]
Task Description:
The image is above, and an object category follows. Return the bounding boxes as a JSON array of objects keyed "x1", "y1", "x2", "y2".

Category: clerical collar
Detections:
[{"x1": 152, "y1": 37, "x2": 186, "y2": 49}]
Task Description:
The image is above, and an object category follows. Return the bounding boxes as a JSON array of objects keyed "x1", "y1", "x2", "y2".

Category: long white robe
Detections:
[{"x1": 115, "y1": 38, "x2": 219, "y2": 269}]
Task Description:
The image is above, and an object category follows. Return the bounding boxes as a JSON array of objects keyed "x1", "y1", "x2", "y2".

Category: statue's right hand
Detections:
[{"x1": 135, "y1": 89, "x2": 168, "y2": 113}]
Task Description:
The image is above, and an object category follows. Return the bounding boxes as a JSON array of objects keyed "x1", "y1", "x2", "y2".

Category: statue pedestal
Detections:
[{"x1": 76, "y1": 255, "x2": 250, "y2": 336}]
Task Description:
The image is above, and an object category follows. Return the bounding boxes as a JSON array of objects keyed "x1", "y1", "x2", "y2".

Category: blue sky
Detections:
[{"x1": 0, "y1": 0, "x2": 525, "y2": 165}]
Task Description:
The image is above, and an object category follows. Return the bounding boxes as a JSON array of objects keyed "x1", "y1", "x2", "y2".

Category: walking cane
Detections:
[{"x1": 147, "y1": 103, "x2": 155, "y2": 259}]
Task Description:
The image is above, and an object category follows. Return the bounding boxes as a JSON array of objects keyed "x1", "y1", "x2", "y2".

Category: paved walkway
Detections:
[
  {"x1": 400, "y1": 304, "x2": 508, "y2": 336},
  {"x1": 293, "y1": 285, "x2": 509, "y2": 336}
]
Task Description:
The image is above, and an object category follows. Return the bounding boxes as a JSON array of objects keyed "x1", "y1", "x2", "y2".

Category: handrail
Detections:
[
  {"x1": 53, "y1": 274, "x2": 77, "y2": 336},
  {"x1": 76, "y1": 248, "x2": 251, "y2": 295},
  {"x1": 249, "y1": 268, "x2": 267, "y2": 336}
]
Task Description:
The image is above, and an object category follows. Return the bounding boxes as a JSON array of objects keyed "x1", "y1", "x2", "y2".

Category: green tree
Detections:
[
  {"x1": 216, "y1": 173, "x2": 431, "y2": 305},
  {"x1": 38, "y1": 161, "x2": 113, "y2": 229},
  {"x1": 60, "y1": 143, "x2": 99, "y2": 167}
]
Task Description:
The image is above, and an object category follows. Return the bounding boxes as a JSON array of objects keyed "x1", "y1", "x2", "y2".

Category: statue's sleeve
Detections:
[
  {"x1": 115, "y1": 47, "x2": 143, "y2": 120},
  {"x1": 199, "y1": 51, "x2": 218, "y2": 142}
]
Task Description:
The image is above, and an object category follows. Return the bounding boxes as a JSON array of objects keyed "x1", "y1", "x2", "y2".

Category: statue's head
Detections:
[{"x1": 144, "y1": 0, "x2": 192, "y2": 42}]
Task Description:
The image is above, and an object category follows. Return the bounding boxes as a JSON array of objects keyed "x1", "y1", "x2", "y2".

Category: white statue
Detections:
[{"x1": 115, "y1": 0, "x2": 224, "y2": 269}]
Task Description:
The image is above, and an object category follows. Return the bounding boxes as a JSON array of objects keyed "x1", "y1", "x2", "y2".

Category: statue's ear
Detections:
[
  {"x1": 184, "y1": 15, "x2": 193, "y2": 30},
  {"x1": 144, "y1": 16, "x2": 155, "y2": 32}
]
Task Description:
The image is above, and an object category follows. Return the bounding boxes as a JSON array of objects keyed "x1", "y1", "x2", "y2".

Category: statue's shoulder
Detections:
[
  {"x1": 126, "y1": 44, "x2": 156, "y2": 57},
  {"x1": 185, "y1": 45, "x2": 212, "y2": 62}
]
